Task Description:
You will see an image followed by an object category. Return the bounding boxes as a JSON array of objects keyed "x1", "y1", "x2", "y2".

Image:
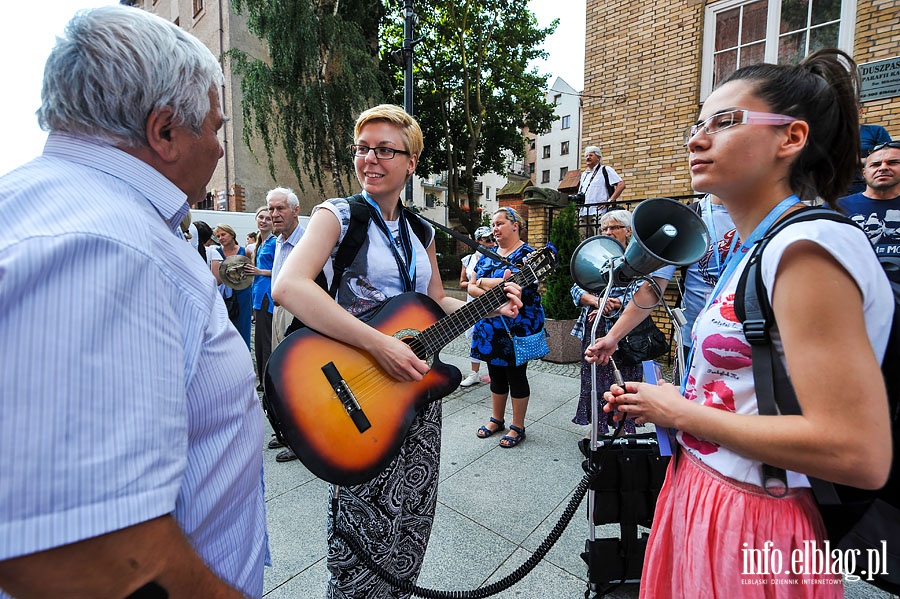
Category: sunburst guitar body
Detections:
[{"x1": 264, "y1": 247, "x2": 556, "y2": 486}]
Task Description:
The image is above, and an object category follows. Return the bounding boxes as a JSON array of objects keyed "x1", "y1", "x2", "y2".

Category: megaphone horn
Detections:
[
  {"x1": 570, "y1": 235, "x2": 625, "y2": 292},
  {"x1": 614, "y1": 197, "x2": 710, "y2": 285},
  {"x1": 569, "y1": 198, "x2": 710, "y2": 292}
]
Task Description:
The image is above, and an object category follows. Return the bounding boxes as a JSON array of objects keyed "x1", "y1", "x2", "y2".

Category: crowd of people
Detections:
[{"x1": 1, "y1": 5, "x2": 895, "y2": 599}]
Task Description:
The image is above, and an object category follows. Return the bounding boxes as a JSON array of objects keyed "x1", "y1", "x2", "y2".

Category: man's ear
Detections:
[{"x1": 145, "y1": 107, "x2": 180, "y2": 163}]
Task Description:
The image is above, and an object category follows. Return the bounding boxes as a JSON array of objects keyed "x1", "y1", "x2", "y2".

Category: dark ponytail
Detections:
[{"x1": 721, "y1": 49, "x2": 859, "y2": 206}]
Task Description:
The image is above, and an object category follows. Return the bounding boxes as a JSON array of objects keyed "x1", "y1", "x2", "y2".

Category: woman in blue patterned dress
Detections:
[{"x1": 468, "y1": 207, "x2": 545, "y2": 448}]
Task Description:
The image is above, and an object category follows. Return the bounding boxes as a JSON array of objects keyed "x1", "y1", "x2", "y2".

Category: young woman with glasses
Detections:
[
  {"x1": 594, "y1": 49, "x2": 893, "y2": 595},
  {"x1": 272, "y1": 105, "x2": 522, "y2": 598}
]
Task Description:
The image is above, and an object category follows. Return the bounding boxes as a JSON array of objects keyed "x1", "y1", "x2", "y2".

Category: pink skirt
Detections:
[{"x1": 639, "y1": 449, "x2": 842, "y2": 598}]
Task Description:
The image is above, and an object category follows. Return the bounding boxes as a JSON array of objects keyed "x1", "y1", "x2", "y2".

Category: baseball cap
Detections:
[{"x1": 474, "y1": 226, "x2": 492, "y2": 240}]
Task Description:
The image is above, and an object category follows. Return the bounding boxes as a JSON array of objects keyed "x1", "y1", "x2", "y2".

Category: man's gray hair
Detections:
[
  {"x1": 266, "y1": 187, "x2": 299, "y2": 208},
  {"x1": 584, "y1": 146, "x2": 603, "y2": 159},
  {"x1": 38, "y1": 5, "x2": 224, "y2": 148},
  {"x1": 601, "y1": 209, "x2": 632, "y2": 228}
]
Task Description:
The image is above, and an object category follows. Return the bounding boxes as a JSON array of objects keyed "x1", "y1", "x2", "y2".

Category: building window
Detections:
[
  {"x1": 560, "y1": 141, "x2": 570, "y2": 156},
  {"x1": 425, "y1": 192, "x2": 436, "y2": 208},
  {"x1": 485, "y1": 186, "x2": 491, "y2": 200},
  {"x1": 541, "y1": 170, "x2": 551, "y2": 184},
  {"x1": 561, "y1": 115, "x2": 571, "y2": 130},
  {"x1": 559, "y1": 167, "x2": 568, "y2": 180},
  {"x1": 193, "y1": 0, "x2": 204, "y2": 16},
  {"x1": 528, "y1": 162, "x2": 535, "y2": 174},
  {"x1": 542, "y1": 145, "x2": 551, "y2": 159},
  {"x1": 700, "y1": 0, "x2": 854, "y2": 99},
  {"x1": 553, "y1": 93, "x2": 562, "y2": 104}
]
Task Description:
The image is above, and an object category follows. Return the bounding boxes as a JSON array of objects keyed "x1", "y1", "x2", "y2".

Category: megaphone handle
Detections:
[{"x1": 589, "y1": 280, "x2": 617, "y2": 449}]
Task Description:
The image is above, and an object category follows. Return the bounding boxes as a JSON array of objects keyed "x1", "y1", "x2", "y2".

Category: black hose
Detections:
[
  {"x1": 334, "y1": 473, "x2": 594, "y2": 599},
  {"x1": 334, "y1": 421, "x2": 624, "y2": 599}
]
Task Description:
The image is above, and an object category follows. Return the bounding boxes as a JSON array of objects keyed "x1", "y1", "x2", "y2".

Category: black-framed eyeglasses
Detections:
[
  {"x1": 870, "y1": 141, "x2": 900, "y2": 154},
  {"x1": 350, "y1": 144, "x2": 411, "y2": 160},
  {"x1": 600, "y1": 225, "x2": 626, "y2": 233}
]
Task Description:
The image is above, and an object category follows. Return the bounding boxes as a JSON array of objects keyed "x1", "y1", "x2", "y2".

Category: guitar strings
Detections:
[{"x1": 319, "y1": 258, "x2": 543, "y2": 413}]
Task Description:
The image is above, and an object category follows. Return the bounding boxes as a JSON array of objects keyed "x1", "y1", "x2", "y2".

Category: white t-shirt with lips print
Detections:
[{"x1": 678, "y1": 218, "x2": 893, "y2": 488}]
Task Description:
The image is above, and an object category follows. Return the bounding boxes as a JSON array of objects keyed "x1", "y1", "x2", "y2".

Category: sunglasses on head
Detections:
[{"x1": 870, "y1": 141, "x2": 900, "y2": 154}]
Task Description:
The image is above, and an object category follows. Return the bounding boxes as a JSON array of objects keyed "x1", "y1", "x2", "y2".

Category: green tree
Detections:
[
  {"x1": 542, "y1": 201, "x2": 581, "y2": 320},
  {"x1": 381, "y1": 0, "x2": 557, "y2": 234},
  {"x1": 229, "y1": 0, "x2": 388, "y2": 196}
]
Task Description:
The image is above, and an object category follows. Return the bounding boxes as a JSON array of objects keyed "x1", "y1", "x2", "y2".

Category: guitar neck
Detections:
[{"x1": 415, "y1": 266, "x2": 538, "y2": 358}]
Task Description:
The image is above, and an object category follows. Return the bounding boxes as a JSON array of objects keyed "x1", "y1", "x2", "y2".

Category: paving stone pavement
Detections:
[{"x1": 255, "y1": 295, "x2": 891, "y2": 599}]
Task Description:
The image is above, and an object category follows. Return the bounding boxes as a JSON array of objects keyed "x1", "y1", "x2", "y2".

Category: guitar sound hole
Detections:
[{"x1": 395, "y1": 328, "x2": 430, "y2": 365}]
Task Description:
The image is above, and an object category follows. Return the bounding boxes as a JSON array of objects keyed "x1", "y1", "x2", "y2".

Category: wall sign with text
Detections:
[{"x1": 859, "y1": 57, "x2": 900, "y2": 102}]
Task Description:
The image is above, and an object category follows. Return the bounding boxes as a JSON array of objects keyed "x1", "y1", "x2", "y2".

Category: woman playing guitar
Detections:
[{"x1": 272, "y1": 104, "x2": 522, "y2": 599}]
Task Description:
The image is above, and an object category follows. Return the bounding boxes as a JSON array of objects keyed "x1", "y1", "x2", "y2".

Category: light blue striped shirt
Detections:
[
  {"x1": 272, "y1": 221, "x2": 306, "y2": 284},
  {"x1": 0, "y1": 133, "x2": 267, "y2": 597}
]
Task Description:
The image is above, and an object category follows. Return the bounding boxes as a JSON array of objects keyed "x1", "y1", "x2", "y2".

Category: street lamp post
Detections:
[{"x1": 402, "y1": 0, "x2": 417, "y2": 206}]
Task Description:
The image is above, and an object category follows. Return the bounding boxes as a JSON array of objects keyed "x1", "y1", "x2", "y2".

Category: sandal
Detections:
[
  {"x1": 499, "y1": 425, "x2": 526, "y2": 448},
  {"x1": 476, "y1": 417, "x2": 505, "y2": 438}
]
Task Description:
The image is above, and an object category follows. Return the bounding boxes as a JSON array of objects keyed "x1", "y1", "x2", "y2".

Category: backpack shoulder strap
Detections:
[
  {"x1": 404, "y1": 208, "x2": 432, "y2": 249},
  {"x1": 734, "y1": 206, "x2": 855, "y2": 500},
  {"x1": 323, "y1": 194, "x2": 368, "y2": 298},
  {"x1": 601, "y1": 165, "x2": 613, "y2": 193},
  {"x1": 325, "y1": 196, "x2": 431, "y2": 298}
]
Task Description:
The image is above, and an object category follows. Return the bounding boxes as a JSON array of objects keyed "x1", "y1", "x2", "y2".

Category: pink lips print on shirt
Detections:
[
  {"x1": 703, "y1": 379, "x2": 736, "y2": 411},
  {"x1": 682, "y1": 431, "x2": 719, "y2": 455},
  {"x1": 702, "y1": 333, "x2": 752, "y2": 370}
]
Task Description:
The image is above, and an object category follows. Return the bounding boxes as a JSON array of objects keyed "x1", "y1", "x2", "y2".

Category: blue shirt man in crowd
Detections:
[{"x1": 0, "y1": 6, "x2": 267, "y2": 597}]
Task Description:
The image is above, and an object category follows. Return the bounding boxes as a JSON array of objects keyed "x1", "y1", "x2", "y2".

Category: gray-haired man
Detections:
[
  {"x1": 0, "y1": 6, "x2": 266, "y2": 597},
  {"x1": 578, "y1": 145, "x2": 626, "y2": 234}
]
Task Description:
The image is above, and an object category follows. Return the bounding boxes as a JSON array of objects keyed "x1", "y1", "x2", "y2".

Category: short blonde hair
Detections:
[
  {"x1": 214, "y1": 223, "x2": 237, "y2": 243},
  {"x1": 354, "y1": 104, "x2": 424, "y2": 159}
]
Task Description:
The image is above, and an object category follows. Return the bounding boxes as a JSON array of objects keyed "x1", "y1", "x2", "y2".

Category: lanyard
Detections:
[
  {"x1": 361, "y1": 191, "x2": 416, "y2": 291},
  {"x1": 681, "y1": 195, "x2": 800, "y2": 393}
]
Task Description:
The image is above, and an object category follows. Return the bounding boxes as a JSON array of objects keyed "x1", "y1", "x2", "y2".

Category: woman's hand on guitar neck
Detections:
[
  {"x1": 371, "y1": 333, "x2": 430, "y2": 382},
  {"x1": 487, "y1": 270, "x2": 523, "y2": 319}
]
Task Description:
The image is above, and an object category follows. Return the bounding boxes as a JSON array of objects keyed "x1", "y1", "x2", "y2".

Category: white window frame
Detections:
[{"x1": 699, "y1": 0, "x2": 856, "y2": 100}]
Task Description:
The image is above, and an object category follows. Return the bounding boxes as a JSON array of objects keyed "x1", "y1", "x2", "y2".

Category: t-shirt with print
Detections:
[
  {"x1": 313, "y1": 197, "x2": 435, "y2": 316},
  {"x1": 678, "y1": 218, "x2": 892, "y2": 488}
]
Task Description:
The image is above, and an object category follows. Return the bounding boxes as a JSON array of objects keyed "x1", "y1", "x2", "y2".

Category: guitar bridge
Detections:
[{"x1": 321, "y1": 362, "x2": 371, "y2": 433}]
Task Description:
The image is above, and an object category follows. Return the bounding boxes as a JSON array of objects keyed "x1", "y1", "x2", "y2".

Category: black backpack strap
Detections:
[
  {"x1": 286, "y1": 194, "x2": 366, "y2": 337},
  {"x1": 601, "y1": 165, "x2": 615, "y2": 197},
  {"x1": 734, "y1": 207, "x2": 855, "y2": 501},
  {"x1": 404, "y1": 208, "x2": 432, "y2": 249},
  {"x1": 327, "y1": 195, "x2": 432, "y2": 299},
  {"x1": 327, "y1": 194, "x2": 368, "y2": 298}
]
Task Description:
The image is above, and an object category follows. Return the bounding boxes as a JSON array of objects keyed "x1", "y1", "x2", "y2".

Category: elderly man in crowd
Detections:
[{"x1": 0, "y1": 6, "x2": 267, "y2": 598}]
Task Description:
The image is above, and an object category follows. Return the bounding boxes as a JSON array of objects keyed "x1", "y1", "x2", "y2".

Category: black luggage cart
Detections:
[{"x1": 579, "y1": 433, "x2": 670, "y2": 597}]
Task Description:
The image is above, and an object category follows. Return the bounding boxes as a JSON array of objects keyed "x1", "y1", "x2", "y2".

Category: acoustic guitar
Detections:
[{"x1": 263, "y1": 247, "x2": 557, "y2": 486}]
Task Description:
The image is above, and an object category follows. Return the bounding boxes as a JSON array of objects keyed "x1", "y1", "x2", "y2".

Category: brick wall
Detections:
[
  {"x1": 583, "y1": 0, "x2": 900, "y2": 204},
  {"x1": 854, "y1": 0, "x2": 900, "y2": 137},
  {"x1": 583, "y1": 1, "x2": 706, "y2": 203}
]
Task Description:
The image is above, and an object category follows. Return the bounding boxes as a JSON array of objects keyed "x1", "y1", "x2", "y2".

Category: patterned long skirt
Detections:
[{"x1": 326, "y1": 400, "x2": 441, "y2": 599}]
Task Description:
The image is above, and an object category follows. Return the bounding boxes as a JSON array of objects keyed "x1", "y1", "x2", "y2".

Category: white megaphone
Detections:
[{"x1": 570, "y1": 197, "x2": 710, "y2": 291}]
